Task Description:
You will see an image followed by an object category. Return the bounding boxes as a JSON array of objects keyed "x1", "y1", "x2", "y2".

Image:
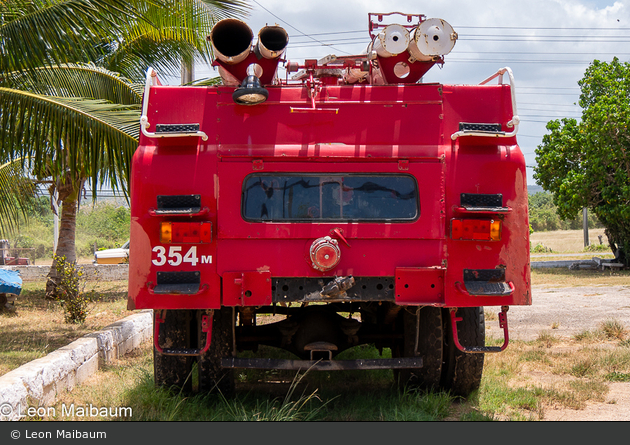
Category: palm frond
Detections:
[
  {"x1": 0, "y1": 87, "x2": 139, "y2": 196},
  {"x1": 4, "y1": 64, "x2": 144, "y2": 105},
  {"x1": 196, "y1": 0, "x2": 251, "y2": 19},
  {"x1": 101, "y1": 0, "x2": 250, "y2": 79},
  {"x1": 0, "y1": 159, "x2": 38, "y2": 236},
  {"x1": 0, "y1": 0, "x2": 149, "y2": 73}
]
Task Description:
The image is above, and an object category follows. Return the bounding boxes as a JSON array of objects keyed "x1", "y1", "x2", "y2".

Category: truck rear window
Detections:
[{"x1": 242, "y1": 174, "x2": 419, "y2": 222}]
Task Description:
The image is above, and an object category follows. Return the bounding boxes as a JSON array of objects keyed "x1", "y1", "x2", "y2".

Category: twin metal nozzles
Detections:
[{"x1": 209, "y1": 19, "x2": 289, "y2": 104}]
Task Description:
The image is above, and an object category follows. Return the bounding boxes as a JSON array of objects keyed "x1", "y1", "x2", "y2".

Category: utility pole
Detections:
[
  {"x1": 181, "y1": 59, "x2": 194, "y2": 85},
  {"x1": 583, "y1": 207, "x2": 589, "y2": 248}
]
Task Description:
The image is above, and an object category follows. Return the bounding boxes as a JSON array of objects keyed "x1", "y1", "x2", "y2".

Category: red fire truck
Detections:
[{"x1": 128, "y1": 12, "x2": 531, "y2": 397}]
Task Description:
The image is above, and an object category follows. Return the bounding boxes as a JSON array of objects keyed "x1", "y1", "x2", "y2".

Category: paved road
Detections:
[{"x1": 487, "y1": 285, "x2": 630, "y2": 341}]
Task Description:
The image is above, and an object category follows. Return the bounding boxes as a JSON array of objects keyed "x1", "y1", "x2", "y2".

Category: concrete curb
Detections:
[
  {"x1": 0, "y1": 264, "x2": 128, "y2": 282},
  {"x1": 0, "y1": 310, "x2": 152, "y2": 421},
  {"x1": 531, "y1": 260, "x2": 576, "y2": 269}
]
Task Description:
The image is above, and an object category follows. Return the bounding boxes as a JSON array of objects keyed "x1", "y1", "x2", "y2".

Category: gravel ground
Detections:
[
  {"x1": 498, "y1": 284, "x2": 630, "y2": 341},
  {"x1": 488, "y1": 284, "x2": 630, "y2": 421}
]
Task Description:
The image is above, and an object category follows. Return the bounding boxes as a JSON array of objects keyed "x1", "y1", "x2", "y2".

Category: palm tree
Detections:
[
  {"x1": 0, "y1": 0, "x2": 249, "y2": 296},
  {"x1": 0, "y1": 159, "x2": 38, "y2": 237}
]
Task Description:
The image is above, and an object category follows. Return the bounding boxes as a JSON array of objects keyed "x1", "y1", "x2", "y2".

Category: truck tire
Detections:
[
  {"x1": 394, "y1": 306, "x2": 444, "y2": 391},
  {"x1": 197, "y1": 307, "x2": 235, "y2": 397},
  {"x1": 441, "y1": 307, "x2": 485, "y2": 398},
  {"x1": 153, "y1": 310, "x2": 195, "y2": 393}
]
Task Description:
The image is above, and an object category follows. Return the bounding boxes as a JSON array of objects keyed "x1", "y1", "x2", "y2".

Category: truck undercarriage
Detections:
[{"x1": 153, "y1": 302, "x2": 489, "y2": 397}]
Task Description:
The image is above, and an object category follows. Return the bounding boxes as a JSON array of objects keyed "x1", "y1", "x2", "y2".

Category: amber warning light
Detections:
[
  {"x1": 451, "y1": 219, "x2": 501, "y2": 241},
  {"x1": 160, "y1": 222, "x2": 212, "y2": 244}
]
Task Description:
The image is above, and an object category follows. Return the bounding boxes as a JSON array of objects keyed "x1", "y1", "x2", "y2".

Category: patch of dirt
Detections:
[
  {"x1": 542, "y1": 382, "x2": 630, "y2": 421},
  {"x1": 489, "y1": 284, "x2": 630, "y2": 421},
  {"x1": 488, "y1": 285, "x2": 630, "y2": 341}
]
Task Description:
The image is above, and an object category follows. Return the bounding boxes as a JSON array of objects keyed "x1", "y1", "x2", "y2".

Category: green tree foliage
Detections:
[
  {"x1": 14, "y1": 200, "x2": 131, "y2": 261},
  {"x1": 535, "y1": 58, "x2": 630, "y2": 265},
  {"x1": 528, "y1": 191, "x2": 601, "y2": 232},
  {"x1": 0, "y1": 0, "x2": 249, "y2": 297}
]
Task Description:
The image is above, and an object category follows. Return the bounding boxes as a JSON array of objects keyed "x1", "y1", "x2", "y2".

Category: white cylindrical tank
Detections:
[
  {"x1": 408, "y1": 18, "x2": 457, "y2": 61},
  {"x1": 370, "y1": 24, "x2": 410, "y2": 58}
]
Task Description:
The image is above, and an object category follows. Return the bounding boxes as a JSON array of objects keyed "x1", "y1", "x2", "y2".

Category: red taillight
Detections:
[
  {"x1": 309, "y1": 236, "x2": 341, "y2": 271},
  {"x1": 451, "y1": 219, "x2": 501, "y2": 241},
  {"x1": 160, "y1": 222, "x2": 212, "y2": 244}
]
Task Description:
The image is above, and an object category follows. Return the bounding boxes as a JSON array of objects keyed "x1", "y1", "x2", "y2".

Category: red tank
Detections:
[{"x1": 128, "y1": 12, "x2": 531, "y2": 397}]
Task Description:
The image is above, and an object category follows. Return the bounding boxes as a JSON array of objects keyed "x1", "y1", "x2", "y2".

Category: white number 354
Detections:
[{"x1": 152, "y1": 246, "x2": 212, "y2": 267}]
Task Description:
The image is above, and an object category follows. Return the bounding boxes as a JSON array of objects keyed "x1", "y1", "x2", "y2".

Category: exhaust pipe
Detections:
[
  {"x1": 209, "y1": 18, "x2": 254, "y2": 65},
  {"x1": 257, "y1": 25, "x2": 289, "y2": 59},
  {"x1": 210, "y1": 20, "x2": 288, "y2": 90}
]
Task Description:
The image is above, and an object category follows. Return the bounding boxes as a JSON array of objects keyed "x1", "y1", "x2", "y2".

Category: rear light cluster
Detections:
[
  {"x1": 160, "y1": 222, "x2": 212, "y2": 243},
  {"x1": 451, "y1": 219, "x2": 501, "y2": 241}
]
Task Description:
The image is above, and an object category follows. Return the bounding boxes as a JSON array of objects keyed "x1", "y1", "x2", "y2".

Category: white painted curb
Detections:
[
  {"x1": 0, "y1": 310, "x2": 152, "y2": 421},
  {"x1": 1, "y1": 264, "x2": 129, "y2": 282}
]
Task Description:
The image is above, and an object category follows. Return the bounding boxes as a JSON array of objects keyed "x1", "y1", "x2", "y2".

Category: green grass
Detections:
[
  {"x1": 26, "y1": 329, "x2": 630, "y2": 422},
  {"x1": 0, "y1": 281, "x2": 133, "y2": 376},
  {"x1": 604, "y1": 372, "x2": 630, "y2": 382},
  {"x1": 53, "y1": 343, "x2": 457, "y2": 421}
]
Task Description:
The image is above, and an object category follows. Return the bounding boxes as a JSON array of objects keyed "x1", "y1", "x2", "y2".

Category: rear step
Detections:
[
  {"x1": 459, "y1": 269, "x2": 514, "y2": 296},
  {"x1": 449, "y1": 306, "x2": 510, "y2": 353},
  {"x1": 148, "y1": 271, "x2": 207, "y2": 295}
]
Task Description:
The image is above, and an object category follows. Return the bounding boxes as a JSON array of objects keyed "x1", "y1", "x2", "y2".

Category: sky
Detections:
[{"x1": 179, "y1": 0, "x2": 630, "y2": 187}]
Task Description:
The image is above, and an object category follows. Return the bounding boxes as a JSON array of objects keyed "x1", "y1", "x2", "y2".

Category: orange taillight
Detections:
[
  {"x1": 160, "y1": 222, "x2": 212, "y2": 244},
  {"x1": 451, "y1": 219, "x2": 501, "y2": 241}
]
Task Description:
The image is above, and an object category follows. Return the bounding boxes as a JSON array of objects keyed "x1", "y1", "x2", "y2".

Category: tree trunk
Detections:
[{"x1": 45, "y1": 176, "x2": 83, "y2": 299}]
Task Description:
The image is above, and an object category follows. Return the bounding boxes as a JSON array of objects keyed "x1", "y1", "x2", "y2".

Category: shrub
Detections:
[
  {"x1": 531, "y1": 243, "x2": 553, "y2": 253},
  {"x1": 599, "y1": 319, "x2": 627, "y2": 341},
  {"x1": 583, "y1": 243, "x2": 610, "y2": 253},
  {"x1": 52, "y1": 255, "x2": 98, "y2": 324}
]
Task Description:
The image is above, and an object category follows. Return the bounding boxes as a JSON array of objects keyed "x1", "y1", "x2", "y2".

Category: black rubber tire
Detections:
[
  {"x1": 394, "y1": 306, "x2": 444, "y2": 391},
  {"x1": 197, "y1": 307, "x2": 236, "y2": 397},
  {"x1": 441, "y1": 307, "x2": 485, "y2": 398},
  {"x1": 153, "y1": 310, "x2": 195, "y2": 393}
]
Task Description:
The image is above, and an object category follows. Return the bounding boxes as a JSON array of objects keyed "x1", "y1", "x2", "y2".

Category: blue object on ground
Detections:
[{"x1": 0, "y1": 269, "x2": 22, "y2": 295}]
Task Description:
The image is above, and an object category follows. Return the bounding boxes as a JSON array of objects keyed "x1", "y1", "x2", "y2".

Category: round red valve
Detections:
[{"x1": 309, "y1": 236, "x2": 341, "y2": 272}]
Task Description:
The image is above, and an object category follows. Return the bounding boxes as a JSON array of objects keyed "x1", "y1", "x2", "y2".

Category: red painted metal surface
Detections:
[
  {"x1": 128, "y1": 45, "x2": 530, "y2": 312},
  {"x1": 395, "y1": 267, "x2": 445, "y2": 305},
  {"x1": 222, "y1": 271, "x2": 272, "y2": 306}
]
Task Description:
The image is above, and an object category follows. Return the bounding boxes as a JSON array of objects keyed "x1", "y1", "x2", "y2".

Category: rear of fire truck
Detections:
[{"x1": 128, "y1": 12, "x2": 531, "y2": 397}]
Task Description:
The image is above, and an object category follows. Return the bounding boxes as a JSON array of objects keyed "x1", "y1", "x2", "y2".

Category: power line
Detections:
[
  {"x1": 448, "y1": 59, "x2": 613, "y2": 64},
  {"x1": 454, "y1": 51, "x2": 630, "y2": 56},
  {"x1": 287, "y1": 26, "x2": 630, "y2": 39},
  {"x1": 252, "y1": 0, "x2": 353, "y2": 55},
  {"x1": 519, "y1": 86, "x2": 579, "y2": 90},
  {"x1": 455, "y1": 25, "x2": 630, "y2": 30}
]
